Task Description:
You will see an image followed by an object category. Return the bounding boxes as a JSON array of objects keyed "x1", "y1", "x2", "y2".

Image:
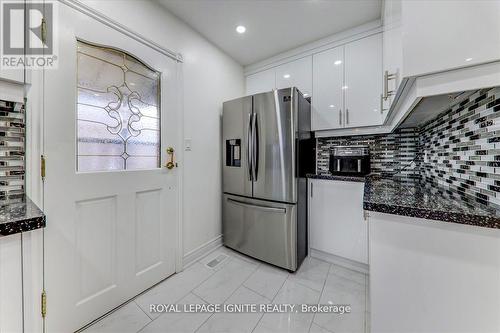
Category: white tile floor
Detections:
[{"x1": 82, "y1": 247, "x2": 369, "y2": 333}]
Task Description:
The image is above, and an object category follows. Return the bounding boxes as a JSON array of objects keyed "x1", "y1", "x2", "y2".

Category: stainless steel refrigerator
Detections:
[{"x1": 222, "y1": 87, "x2": 315, "y2": 271}]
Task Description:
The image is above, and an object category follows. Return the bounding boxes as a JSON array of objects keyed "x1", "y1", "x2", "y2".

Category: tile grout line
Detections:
[
  {"x1": 250, "y1": 264, "x2": 291, "y2": 333},
  {"x1": 135, "y1": 300, "x2": 156, "y2": 333},
  {"x1": 315, "y1": 264, "x2": 368, "y2": 333},
  {"x1": 136, "y1": 258, "x2": 224, "y2": 332},
  {"x1": 191, "y1": 255, "x2": 259, "y2": 303},
  {"x1": 287, "y1": 259, "x2": 331, "y2": 294},
  {"x1": 135, "y1": 299, "x2": 155, "y2": 321},
  {"x1": 308, "y1": 262, "x2": 332, "y2": 333},
  {"x1": 193, "y1": 259, "x2": 261, "y2": 333},
  {"x1": 240, "y1": 263, "x2": 285, "y2": 301}
]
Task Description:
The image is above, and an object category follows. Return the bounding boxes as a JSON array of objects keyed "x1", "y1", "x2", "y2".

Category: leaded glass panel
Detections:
[{"x1": 77, "y1": 40, "x2": 160, "y2": 172}]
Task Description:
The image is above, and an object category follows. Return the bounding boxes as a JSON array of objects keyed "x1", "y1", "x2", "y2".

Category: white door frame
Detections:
[{"x1": 26, "y1": 0, "x2": 185, "y2": 278}]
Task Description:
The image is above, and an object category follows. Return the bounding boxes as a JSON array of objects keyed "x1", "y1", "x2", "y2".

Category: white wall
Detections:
[{"x1": 78, "y1": 0, "x2": 245, "y2": 256}]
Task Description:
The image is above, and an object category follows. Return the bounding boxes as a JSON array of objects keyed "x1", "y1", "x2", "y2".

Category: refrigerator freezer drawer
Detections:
[{"x1": 222, "y1": 194, "x2": 297, "y2": 271}]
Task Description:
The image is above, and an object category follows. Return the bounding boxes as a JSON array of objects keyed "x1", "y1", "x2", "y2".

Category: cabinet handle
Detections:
[
  {"x1": 380, "y1": 94, "x2": 388, "y2": 114},
  {"x1": 310, "y1": 182, "x2": 313, "y2": 198},
  {"x1": 383, "y1": 70, "x2": 397, "y2": 100},
  {"x1": 346, "y1": 108, "x2": 349, "y2": 125},
  {"x1": 339, "y1": 109, "x2": 342, "y2": 126}
]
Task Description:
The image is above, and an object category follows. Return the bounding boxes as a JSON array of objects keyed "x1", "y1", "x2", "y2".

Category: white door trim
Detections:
[{"x1": 59, "y1": 0, "x2": 184, "y2": 63}]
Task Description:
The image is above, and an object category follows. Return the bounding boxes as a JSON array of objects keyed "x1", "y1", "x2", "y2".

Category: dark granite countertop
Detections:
[
  {"x1": 0, "y1": 196, "x2": 46, "y2": 236},
  {"x1": 308, "y1": 173, "x2": 500, "y2": 228},
  {"x1": 363, "y1": 176, "x2": 500, "y2": 229},
  {"x1": 306, "y1": 173, "x2": 366, "y2": 182}
]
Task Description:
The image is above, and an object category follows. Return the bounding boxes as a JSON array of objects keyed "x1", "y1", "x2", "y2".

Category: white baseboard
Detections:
[
  {"x1": 310, "y1": 248, "x2": 369, "y2": 274},
  {"x1": 183, "y1": 235, "x2": 223, "y2": 269}
]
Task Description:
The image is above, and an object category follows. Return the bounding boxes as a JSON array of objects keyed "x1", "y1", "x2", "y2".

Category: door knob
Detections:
[{"x1": 165, "y1": 147, "x2": 176, "y2": 169}]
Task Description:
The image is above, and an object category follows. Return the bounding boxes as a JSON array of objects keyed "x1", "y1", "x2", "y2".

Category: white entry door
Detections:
[{"x1": 44, "y1": 3, "x2": 180, "y2": 332}]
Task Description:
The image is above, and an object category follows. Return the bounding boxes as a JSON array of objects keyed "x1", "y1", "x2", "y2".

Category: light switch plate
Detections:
[{"x1": 184, "y1": 138, "x2": 192, "y2": 151}]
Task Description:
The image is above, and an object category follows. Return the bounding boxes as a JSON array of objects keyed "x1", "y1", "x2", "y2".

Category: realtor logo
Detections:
[{"x1": 1, "y1": 1, "x2": 58, "y2": 69}]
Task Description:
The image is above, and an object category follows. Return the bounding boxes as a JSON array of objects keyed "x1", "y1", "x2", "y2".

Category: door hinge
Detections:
[
  {"x1": 41, "y1": 290, "x2": 47, "y2": 318},
  {"x1": 41, "y1": 155, "x2": 46, "y2": 180},
  {"x1": 41, "y1": 17, "x2": 47, "y2": 44}
]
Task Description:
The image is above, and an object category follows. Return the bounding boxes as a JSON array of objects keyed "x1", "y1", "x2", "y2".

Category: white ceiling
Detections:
[{"x1": 155, "y1": 0, "x2": 382, "y2": 66}]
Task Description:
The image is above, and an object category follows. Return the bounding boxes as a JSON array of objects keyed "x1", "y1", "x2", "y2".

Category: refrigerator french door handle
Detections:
[
  {"x1": 247, "y1": 113, "x2": 253, "y2": 181},
  {"x1": 227, "y1": 198, "x2": 286, "y2": 213},
  {"x1": 251, "y1": 113, "x2": 259, "y2": 181}
]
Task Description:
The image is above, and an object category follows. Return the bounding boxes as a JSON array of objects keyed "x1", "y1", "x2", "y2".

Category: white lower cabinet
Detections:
[
  {"x1": 308, "y1": 179, "x2": 367, "y2": 265},
  {"x1": 0, "y1": 230, "x2": 44, "y2": 333},
  {"x1": 0, "y1": 234, "x2": 23, "y2": 333},
  {"x1": 369, "y1": 212, "x2": 500, "y2": 333}
]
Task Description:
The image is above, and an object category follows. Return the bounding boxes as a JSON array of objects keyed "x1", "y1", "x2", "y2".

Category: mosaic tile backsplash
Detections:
[
  {"x1": 420, "y1": 87, "x2": 500, "y2": 208},
  {"x1": 0, "y1": 99, "x2": 25, "y2": 202},
  {"x1": 317, "y1": 86, "x2": 500, "y2": 209},
  {"x1": 317, "y1": 128, "x2": 420, "y2": 178}
]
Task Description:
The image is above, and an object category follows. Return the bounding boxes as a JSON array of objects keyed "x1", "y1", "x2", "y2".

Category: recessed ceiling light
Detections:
[
  {"x1": 342, "y1": 86, "x2": 348, "y2": 90},
  {"x1": 236, "y1": 25, "x2": 246, "y2": 34},
  {"x1": 465, "y1": 57, "x2": 472, "y2": 62},
  {"x1": 329, "y1": 104, "x2": 335, "y2": 108},
  {"x1": 283, "y1": 74, "x2": 290, "y2": 79},
  {"x1": 334, "y1": 60, "x2": 342, "y2": 65}
]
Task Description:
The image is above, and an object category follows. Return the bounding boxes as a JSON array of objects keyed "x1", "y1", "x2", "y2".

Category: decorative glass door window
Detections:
[{"x1": 76, "y1": 40, "x2": 161, "y2": 172}]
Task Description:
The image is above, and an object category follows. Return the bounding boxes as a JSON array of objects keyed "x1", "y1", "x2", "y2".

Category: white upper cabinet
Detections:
[
  {"x1": 246, "y1": 68, "x2": 275, "y2": 95},
  {"x1": 275, "y1": 56, "x2": 312, "y2": 97},
  {"x1": 402, "y1": 0, "x2": 500, "y2": 78},
  {"x1": 246, "y1": 56, "x2": 312, "y2": 97},
  {"x1": 312, "y1": 46, "x2": 344, "y2": 130},
  {"x1": 312, "y1": 33, "x2": 383, "y2": 131},
  {"x1": 0, "y1": 11, "x2": 25, "y2": 84},
  {"x1": 382, "y1": 0, "x2": 403, "y2": 112},
  {"x1": 0, "y1": 68, "x2": 24, "y2": 85},
  {"x1": 344, "y1": 33, "x2": 383, "y2": 128},
  {"x1": 382, "y1": 0, "x2": 500, "y2": 109}
]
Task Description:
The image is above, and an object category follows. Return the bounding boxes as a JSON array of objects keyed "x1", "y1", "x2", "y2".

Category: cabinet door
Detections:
[
  {"x1": 309, "y1": 179, "x2": 367, "y2": 264},
  {"x1": 312, "y1": 46, "x2": 344, "y2": 131},
  {"x1": 0, "y1": 235, "x2": 24, "y2": 333},
  {"x1": 246, "y1": 68, "x2": 275, "y2": 95},
  {"x1": 22, "y1": 230, "x2": 44, "y2": 333},
  {"x1": 344, "y1": 33, "x2": 383, "y2": 128},
  {"x1": 275, "y1": 56, "x2": 312, "y2": 97},
  {"x1": 0, "y1": 68, "x2": 25, "y2": 84},
  {"x1": 402, "y1": 0, "x2": 500, "y2": 77},
  {"x1": 382, "y1": 0, "x2": 403, "y2": 113},
  {"x1": 0, "y1": 4, "x2": 25, "y2": 84}
]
